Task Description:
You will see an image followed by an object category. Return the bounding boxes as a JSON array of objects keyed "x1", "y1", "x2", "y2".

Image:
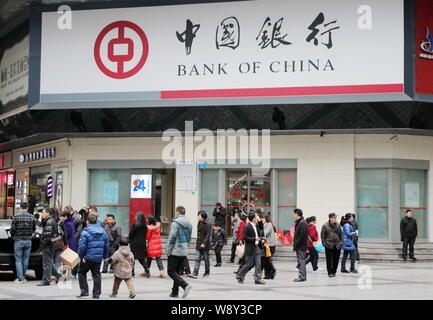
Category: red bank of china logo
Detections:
[{"x1": 94, "y1": 21, "x2": 149, "y2": 79}]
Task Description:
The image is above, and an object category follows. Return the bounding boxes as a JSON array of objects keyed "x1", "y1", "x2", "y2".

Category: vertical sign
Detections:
[
  {"x1": 130, "y1": 174, "x2": 153, "y2": 227},
  {"x1": 176, "y1": 159, "x2": 197, "y2": 191}
]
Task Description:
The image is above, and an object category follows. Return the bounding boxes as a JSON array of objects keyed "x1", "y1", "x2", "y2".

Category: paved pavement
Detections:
[{"x1": 0, "y1": 260, "x2": 431, "y2": 300}]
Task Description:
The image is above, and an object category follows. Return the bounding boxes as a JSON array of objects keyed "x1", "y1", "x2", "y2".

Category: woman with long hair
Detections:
[
  {"x1": 146, "y1": 215, "x2": 165, "y2": 278},
  {"x1": 128, "y1": 212, "x2": 150, "y2": 278}
]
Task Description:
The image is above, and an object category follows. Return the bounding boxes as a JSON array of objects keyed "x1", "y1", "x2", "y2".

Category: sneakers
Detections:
[
  {"x1": 189, "y1": 273, "x2": 198, "y2": 279},
  {"x1": 169, "y1": 293, "x2": 179, "y2": 298},
  {"x1": 37, "y1": 281, "x2": 50, "y2": 286},
  {"x1": 129, "y1": 293, "x2": 136, "y2": 299},
  {"x1": 293, "y1": 278, "x2": 306, "y2": 282},
  {"x1": 14, "y1": 278, "x2": 26, "y2": 284},
  {"x1": 313, "y1": 268, "x2": 323, "y2": 272},
  {"x1": 109, "y1": 294, "x2": 117, "y2": 298},
  {"x1": 341, "y1": 269, "x2": 350, "y2": 273},
  {"x1": 255, "y1": 279, "x2": 266, "y2": 285},
  {"x1": 183, "y1": 285, "x2": 192, "y2": 298},
  {"x1": 159, "y1": 270, "x2": 166, "y2": 278}
]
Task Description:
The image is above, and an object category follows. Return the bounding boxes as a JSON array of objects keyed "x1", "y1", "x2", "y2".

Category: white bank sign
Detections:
[{"x1": 38, "y1": 0, "x2": 405, "y2": 108}]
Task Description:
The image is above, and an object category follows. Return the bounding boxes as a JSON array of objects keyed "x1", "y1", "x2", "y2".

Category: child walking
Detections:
[{"x1": 108, "y1": 237, "x2": 136, "y2": 299}]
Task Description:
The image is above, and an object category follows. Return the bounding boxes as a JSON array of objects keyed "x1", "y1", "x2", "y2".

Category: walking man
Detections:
[
  {"x1": 400, "y1": 210, "x2": 418, "y2": 261},
  {"x1": 236, "y1": 212, "x2": 265, "y2": 285},
  {"x1": 102, "y1": 214, "x2": 122, "y2": 273},
  {"x1": 192, "y1": 211, "x2": 211, "y2": 278},
  {"x1": 293, "y1": 208, "x2": 308, "y2": 282},
  {"x1": 10, "y1": 202, "x2": 36, "y2": 283},
  {"x1": 167, "y1": 206, "x2": 193, "y2": 298},
  {"x1": 77, "y1": 214, "x2": 109, "y2": 299},
  {"x1": 321, "y1": 213, "x2": 342, "y2": 278}
]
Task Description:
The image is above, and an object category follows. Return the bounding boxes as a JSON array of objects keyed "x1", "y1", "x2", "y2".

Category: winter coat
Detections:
[
  {"x1": 146, "y1": 223, "x2": 163, "y2": 258},
  {"x1": 166, "y1": 215, "x2": 192, "y2": 257},
  {"x1": 64, "y1": 217, "x2": 77, "y2": 252},
  {"x1": 213, "y1": 207, "x2": 227, "y2": 226},
  {"x1": 293, "y1": 217, "x2": 308, "y2": 251},
  {"x1": 237, "y1": 221, "x2": 247, "y2": 241},
  {"x1": 196, "y1": 221, "x2": 212, "y2": 251},
  {"x1": 232, "y1": 219, "x2": 241, "y2": 242},
  {"x1": 78, "y1": 223, "x2": 109, "y2": 263},
  {"x1": 40, "y1": 216, "x2": 59, "y2": 249},
  {"x1": 210, "y1": 229, "x2": 226, "y2": 249},
  {"x1": 242, "y1": 222, "x2": 259, "y2": 257},
  {"x1": 109, "y1": 245, "x2": 135, "y2": 280},
  {"x1": 105, "y1": 222, "x2": 122, "y2": 250},
  {"x1": 400, "y1": 216, "x2": 418, "y2": 241},
  {"x1": 129, "y1": 222, "x2": 148, "y2": 260},
  {"x1": 342, "y1": 223, "x2": 356, "y2": 251},
  {"x1": 264, "y1": 222, "x2": 276, "y2": 247},
  {"x1": 321, "y1": 221, "x2": 343, "y2": 250},
  {"x1": 307, "y1": 223, "x2": 319, "y2": 248}
]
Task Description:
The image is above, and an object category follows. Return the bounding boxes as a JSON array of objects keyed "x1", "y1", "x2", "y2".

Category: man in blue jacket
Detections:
[{"x1": 77, "y1": 214, "x2": 109, "y2": 299}]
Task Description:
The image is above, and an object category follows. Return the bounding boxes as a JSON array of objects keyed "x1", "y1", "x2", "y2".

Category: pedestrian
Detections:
[
  {"x1": 210, "y1": 223, "x2": 226, "y2": 267},
  {"x1": 26, "y1": 195, "x2": 36, "y2": 215},
  {"x1": 108, "y1": 237, "x2": 136, "y2": 299},
  {"x1": 351, "y1": 213, "x2": 360, "y2": 262},
  {"x1": 88, "y1": 206, "x2": 103, "y2": 226},
  {"x1": 60, "y1": 210, "x2": 77, "y2": 279},
  {"x1": 234, "y1": 214, "x2": 248, "y2": 275},
  {"x1": 400, "y1": 210, "x2": 418, "y2": 261},
  {"x1": 263, "y1": 215, "x2": 277, "y2": 279},
  {"x1": 293, "y1": 208, "x2": 308, "y2": 282},
  {"x1": 192, "y1": 211, "x2": 211, "y2": 278},
  {"x1": 167, "y1": 206, "x2": 193, "y2": 298},
  {"x1": 77, "y1": 214, "x2": 109, "y2": 299},
  {"x1": 65, "y1": 205, "x2": 83, "y2": 236},
  {"x1": 129, "y1": 212, "x2": 151, "y2": 278},
  {"x1": 38, "y1": 208, "x2": 64, "y2": 286},
  {"x1": 102, "y1": 214, "x2": 122, "y2": 273},
  {"x1": 305, "y1": 216, "x2": 321, "y2": 272},
  {"x1": 146, "y1": 215, "x2": 166, "y2": 278},
  {"x1": 228, "y1": 211, "x2": 241, "y2": 263},
  {"x1": 73, "y1": 207, "x2": 89, "y2": 279},
  {"x1": 235, "y1": 212, "x2": 265, "y2": 285},
  {"x1": 53, "y1": 208, "x2": 67, "y2": 277},
  {"x1": 213, "y1": 202, "x2": 227, "y2": 232},
  {"x1": 321, "y1": 213, "x2": 343, "y2": 278},
  {"x1": 340, "y1": 213, "x2": 358, "y2": 273},
  {"x1": 10, "y1": 202, "x2": 36, "y2": 283}
]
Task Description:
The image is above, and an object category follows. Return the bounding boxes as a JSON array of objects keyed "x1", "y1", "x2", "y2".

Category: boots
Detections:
[{"x1": 159, "y1": 270, "x2": 166, "y2": 278}]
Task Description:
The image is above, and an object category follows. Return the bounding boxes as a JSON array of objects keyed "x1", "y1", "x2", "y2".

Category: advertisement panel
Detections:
[{"x1": 39, "y1": 0, "x2": 404, "y2": 107}]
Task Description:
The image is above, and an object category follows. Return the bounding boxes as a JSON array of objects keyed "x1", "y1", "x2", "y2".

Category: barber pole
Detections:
[{"x1": 46, "y1": 176, "x2": 54, "y2": 199}]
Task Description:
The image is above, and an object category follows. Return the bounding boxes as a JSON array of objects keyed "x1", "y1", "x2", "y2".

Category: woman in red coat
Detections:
[
  {"x1": 146, "y1": 216, "x2": 165, "y2": 278},
  {"x1": 305, "y1": 216, "x2": 321, "y2": 272}
]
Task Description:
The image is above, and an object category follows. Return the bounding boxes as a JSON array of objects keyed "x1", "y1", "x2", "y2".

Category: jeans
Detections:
[
  {"x1": 14, "y1": 240, "x2": 32, "y2": 280},
  {"x1": 237, "y1": 246, "x2": 261, "y2": 282},
  {"x1": 193, "y1": 249, "x2": 210, "y2": 275},
  {"x1": 341, "y1": 250, "x2": 356, "y2": 271},
  {"x1": 42, "y1": 246, "x2": 62, "y2": 282},
  {"x1": 214, "y1": 245, "x2": 223, "y2": 265},
  {"x1": 403, "y1": 236, "x2": 416, "y2": 259},
  {"x1": 306, "y1": 246, "x2": 319, "y2": 271},
  {"x1": 325, "y1": 247, "x2": 341, "y2": 275},
  {"x1": 147, "y1": 257, "x2": 165, "y2": 271},
  {"x1": 167, "y1": 255, "x2": 189, "y2": 295},
  {"x1": 296, "y1": 250, "x2": 307, "y2": 280},
  {"x1": 78, "y1": 260, "x2": 102, "y2": 297}
]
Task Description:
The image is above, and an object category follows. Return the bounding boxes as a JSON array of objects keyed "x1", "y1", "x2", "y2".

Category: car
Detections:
[{"x1": 0, "y1": 219, "x2": 43, "y2": 280}]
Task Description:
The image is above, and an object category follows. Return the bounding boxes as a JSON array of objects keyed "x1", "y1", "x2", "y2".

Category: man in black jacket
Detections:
[
  {"x1": 293, "y1": 208, "x2": 308, "y2": 282},
  {"x1": 235, "y1": 212, "x2": 265, "y2": 285},
  {"x1": 38, "y1": 208, "x2": 63, "y2": 286},
  {"x1": 321, "y1": 213, "x2": 343, "y2": 278},
  {"x1": 213, "y1": 203, "x2": 227, "y2": 232},
  {"x1": 192, "y1": 211, "x2": 212, "y2": 278},
  {"x1": 102, "y1": 214, "x2": 122, "y2": 273},
  {"x1": 400, "y1": 210, "x2": 418, "y2": 261}
]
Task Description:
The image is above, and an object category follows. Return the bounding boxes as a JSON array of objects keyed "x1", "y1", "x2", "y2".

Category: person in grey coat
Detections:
[
  {"x1": 102, "y1": 214, "x2": 122, "y2": 273},
  {"x1": 229, "y1": 211, "x2": 241, "y2": 263},
  {"x1": 293, "y1": 209, "x2": 309, "y2": 282},
  {"x1": 167, "y1": 206, "x2": 193, "y2": 298},
  {"x1": 321, "y1": 213, "x2": 343, "y2": 278},
  {"x1": 262, "y1": 215, "x2": 277, "y2": 279}
]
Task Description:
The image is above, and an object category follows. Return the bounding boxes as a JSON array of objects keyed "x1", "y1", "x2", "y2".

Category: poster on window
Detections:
[{"x1": 130, "y1": 174, "x2": 152, "y2": 199}]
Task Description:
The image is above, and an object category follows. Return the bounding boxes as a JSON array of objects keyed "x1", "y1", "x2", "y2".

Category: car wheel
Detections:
[{"x1": 35, "y1": 268, "x2": 43, "y2": 280}]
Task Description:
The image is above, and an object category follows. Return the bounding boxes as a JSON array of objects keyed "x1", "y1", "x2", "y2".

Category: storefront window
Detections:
[
  {"x1": 89, "y1": 169, "x2": 131, "y2": 234},
  {"x1": 356, "y1": 169, "x2": 389, "y2": 239},
  {"x1": 0, "y1": 170, "x2": 15, "y2": 219},
  {"x1": 277, "y1": 169, "x2": 297, "y2": 230},
  {"x1": 200, "y1": 170, "x2": 219, "y2": 219},
  {"x1": 29, "y1": 165, "x2": 51, "y2": 214},
  {"x1": 400, "y1": 169, "x2": 427, "y2": 239}
]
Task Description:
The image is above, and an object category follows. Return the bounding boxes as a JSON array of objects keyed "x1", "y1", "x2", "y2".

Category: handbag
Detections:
[
  {"x1": 263, "y1": 240, "x2": 272, "y2": 257},
  {"x1": 51, "y1": 223, "x2": 65, "y2": 250},
  {"x1": 308, "y1": 235, "x2": 324, "y2": 253},
  {"x1": 236, "y1": 243, "x2": 245, "y2": 259}
]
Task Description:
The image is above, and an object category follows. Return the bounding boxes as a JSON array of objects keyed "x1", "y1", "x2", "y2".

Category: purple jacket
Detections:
[{"x1": 64, "y1": 217, "x2": 77, "y2": 252}]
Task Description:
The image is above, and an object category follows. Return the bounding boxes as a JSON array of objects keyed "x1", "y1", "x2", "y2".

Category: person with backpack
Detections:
[
  {"x1": 340, "y1": 213, "x2": 358, "y2": 273},
  {"x1": 38, "y1": 208, "x2": 64, "y2": 286},
  {"x1": 108, "y1": 237, "x2": 136, "y2": 299},
  {"x1": 305, "y1": 216, "x2": 321, "y2": 272},
  {"x1": 146, "y1": 216, "x2": 165, "y2": 278},
  {"x1": 167, "y1": 206, "x2": 193, "y2": 298},
  {"x1": 210, "y1": 223, "x2": 226, "y2": 267},
  {"x1": 321, "y1": 213, "x2": 343, "y2": 278}
]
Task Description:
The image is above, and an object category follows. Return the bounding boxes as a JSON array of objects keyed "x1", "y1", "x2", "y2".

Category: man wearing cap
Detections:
[{"x1": 321, "y1": 213, "x2": 343, "y2": 278}]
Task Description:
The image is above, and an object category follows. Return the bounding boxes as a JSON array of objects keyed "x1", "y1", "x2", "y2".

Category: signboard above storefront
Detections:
[{"x1": 35, "y1": 0, "x2": 406, "y2": 109}]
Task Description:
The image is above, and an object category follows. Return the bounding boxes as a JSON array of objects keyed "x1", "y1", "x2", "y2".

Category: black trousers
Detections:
[
  {"x1": 403, "y1": 236, "x2": 416, "y2": 259},
  {"x1": 306, "y1": 246, "x2": 319, "y2": 271},
  {"x1": 78, "y1": 260, "x2": 102, "y2": 297},
  {"x1": 214, "y1": 245, "x2": 223, "y2": 264},
  {"x1": 325, "y1": 247, "x2": 341, "y2": 275},
  {"x1": 230, "y1": 242, "x2": 237, "y2": 262},
  {"x1": 147, "y1": 257, "x2": 164, "y2": 271},
  {"x1": 167, "y1": 255, "x2": 189, "y2": 295},
  {"x1": 262, "y1": 246, "x2": 276, "y2": 278}
]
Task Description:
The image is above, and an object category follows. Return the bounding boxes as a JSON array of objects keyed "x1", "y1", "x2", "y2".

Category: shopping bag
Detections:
[
  {"x1": 264, "y1": 241, "x2": 272, "y2": 257},
  {"x1": 60, "y1": 248, "x2": 80, "y2": 268},
  {"x1": 236, "y1": 243, "x2": 245, "y2": 259},
  {"x1": 314, "y1": 243, "x2": 325, "y2": 253}
]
